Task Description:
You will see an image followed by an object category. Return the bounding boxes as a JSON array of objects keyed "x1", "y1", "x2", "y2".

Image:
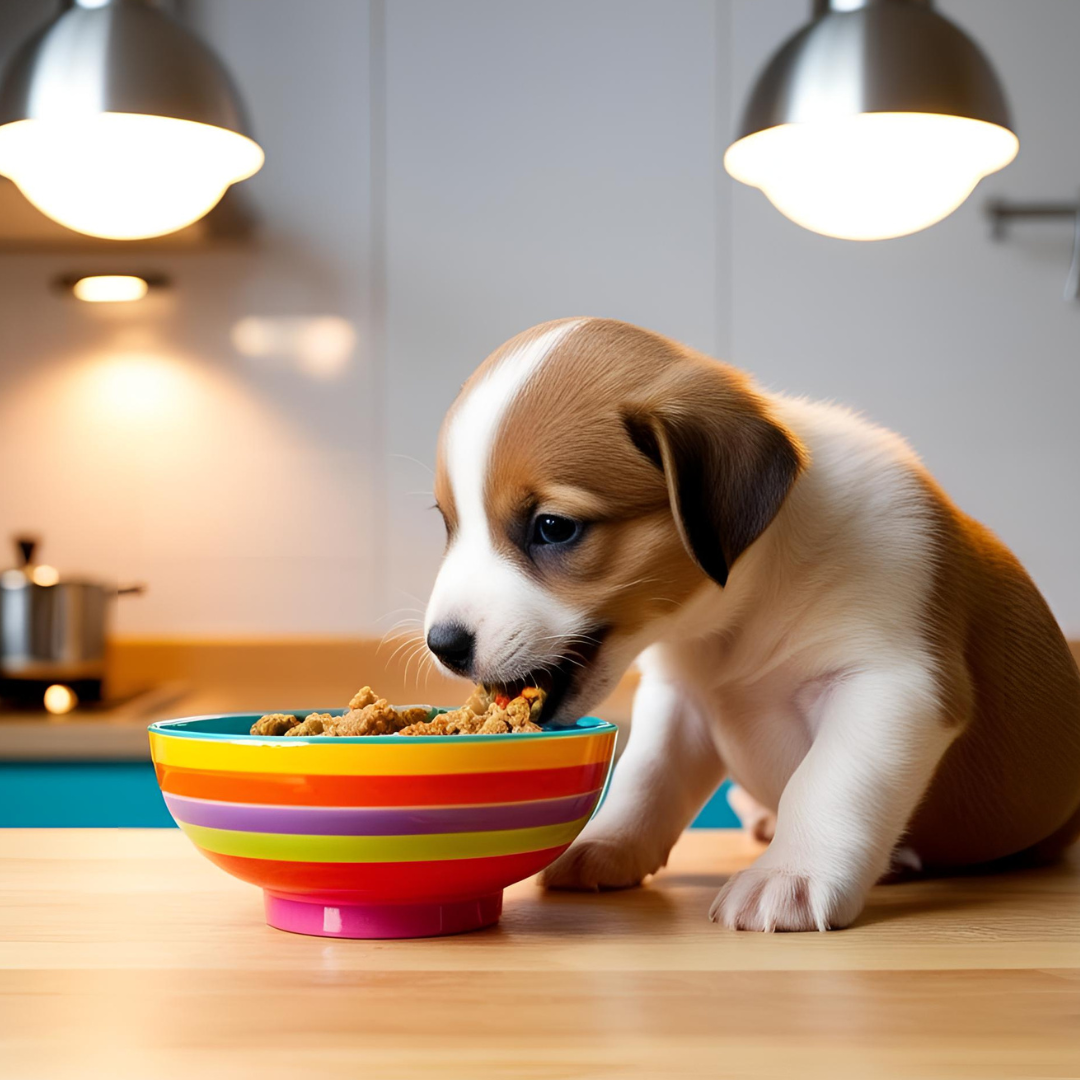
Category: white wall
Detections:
[
  {"x1": 382, "y1": 0, "x2": 727, "y2": 622},
  {"x1": 0, "y1": 1, "x2": 1076, "y2": 636}
]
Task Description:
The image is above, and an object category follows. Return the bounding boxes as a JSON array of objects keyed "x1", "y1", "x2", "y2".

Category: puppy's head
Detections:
[{"x1": 424, "y1": 318, "x2": 804, "y2": 722}]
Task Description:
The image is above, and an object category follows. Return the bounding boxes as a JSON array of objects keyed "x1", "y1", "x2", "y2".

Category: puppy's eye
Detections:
[{"x1": 531, "y1": 514, "x2": 581, "y2": 547}]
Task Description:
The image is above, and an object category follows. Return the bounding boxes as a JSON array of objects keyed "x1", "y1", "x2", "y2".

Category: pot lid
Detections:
[{"x1": 1, "y1": 535, "x2": 113, "y2": 590}]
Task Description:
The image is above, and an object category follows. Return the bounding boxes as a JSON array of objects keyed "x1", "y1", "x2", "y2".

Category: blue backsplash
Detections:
[{"x1": 0, "y1": 763, "x2": 739, "y2": 829}]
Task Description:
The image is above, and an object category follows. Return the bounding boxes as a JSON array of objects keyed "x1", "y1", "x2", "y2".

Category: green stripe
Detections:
[{"x1": 179, "y1": 814, "x2": 590, "y2": 863}]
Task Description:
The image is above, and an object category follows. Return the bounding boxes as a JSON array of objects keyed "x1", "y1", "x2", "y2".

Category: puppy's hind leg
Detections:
[
  {"x1": 726, "y1": 784, "x2": 776, "y2": 843},
  {"x1": 542, "y1": 675, "x2": 724, "y2": 891}
]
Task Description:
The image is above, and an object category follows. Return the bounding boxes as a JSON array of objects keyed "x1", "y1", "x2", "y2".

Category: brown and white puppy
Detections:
[{"x1": 424, "y1": 317, "x2": 1080, "y2": 931}]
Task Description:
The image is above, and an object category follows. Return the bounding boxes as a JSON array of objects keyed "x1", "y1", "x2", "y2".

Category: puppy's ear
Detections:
[{"x1": 622, "y1": 364, "x2": 805, "y2": 586}]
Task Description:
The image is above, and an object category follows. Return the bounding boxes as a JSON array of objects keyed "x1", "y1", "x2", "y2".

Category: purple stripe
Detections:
[{"x1": 162, "y1": 790, "x2": 602, "y2": 835}]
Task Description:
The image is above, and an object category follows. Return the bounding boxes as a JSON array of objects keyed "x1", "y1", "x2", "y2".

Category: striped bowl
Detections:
[{"x1": 148, "y1": 710, "x2": 617, "y2": 939}]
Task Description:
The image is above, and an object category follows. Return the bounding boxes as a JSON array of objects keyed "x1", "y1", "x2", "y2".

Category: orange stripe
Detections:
[
  {"x1": 154, "y1": 760, "x2": 612, "y2": 807},
  {"x1": 149, "y1": 729, "x2": 615, "y2": 775}
]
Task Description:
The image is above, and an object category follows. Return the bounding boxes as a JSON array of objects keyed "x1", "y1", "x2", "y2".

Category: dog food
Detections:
[{"x1": 249, "y1": 684, "x2": 545, "y2": 737}]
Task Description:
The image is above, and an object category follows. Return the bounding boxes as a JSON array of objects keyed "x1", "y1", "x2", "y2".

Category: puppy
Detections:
[{"x1": 424, "y1": 318, "x2": 1080, "y2": 931}]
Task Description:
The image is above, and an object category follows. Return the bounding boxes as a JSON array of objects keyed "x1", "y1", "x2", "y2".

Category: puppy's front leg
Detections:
[
  {"x1": 543, "y1": 676, "x2": 724, "y2": 890},
  {"x1": 711, "y1": 664, "x2": 957, "y2": 931}
]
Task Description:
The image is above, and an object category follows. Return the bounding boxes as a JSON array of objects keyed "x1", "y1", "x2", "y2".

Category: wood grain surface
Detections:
[{"x1": 2, "y1": 828, "x2": 1078, "y2": 1079}]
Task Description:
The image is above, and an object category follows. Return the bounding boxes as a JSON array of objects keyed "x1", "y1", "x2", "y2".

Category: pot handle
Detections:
[
  {"x1": 15, "y1": 536, "x2": 37, "y2": 567},
  {"x1": 117, "y1": 584, "x2": 147, "y2": 597}
]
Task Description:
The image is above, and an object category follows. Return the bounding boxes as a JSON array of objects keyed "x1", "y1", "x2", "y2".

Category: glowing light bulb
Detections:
[
  {"x1": 31, "y1": 564, "x2": 60, "y2": 586},
  {"x1": 44, "y1": 684, "x2": 78, "y2": 715},
  {"x1": 72, "y1": 275, "x2": 149, "y2": 303},
  {"x1": 724, "y1": 113, "x2": 1018, "y2": 241},
  {"x1": 0, "y1": 113, "x2": 264, "y2": 240}
]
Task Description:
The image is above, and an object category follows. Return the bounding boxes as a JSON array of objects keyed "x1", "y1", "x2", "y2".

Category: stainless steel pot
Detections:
[{"x1": 0, "y1": 537, "x2": 144, "y2": 689}]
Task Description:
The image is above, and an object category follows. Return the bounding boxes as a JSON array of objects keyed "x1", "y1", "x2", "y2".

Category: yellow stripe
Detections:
[
  {"x1": 179, "y1": 814, "x2": 590, "y2": 862},
  {"x1": 149, "y1": 730, "x2": 614, "y2": 776}
]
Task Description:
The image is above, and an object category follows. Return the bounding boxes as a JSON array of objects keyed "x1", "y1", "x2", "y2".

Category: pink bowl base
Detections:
[{"x1": 264, "y1": 890, "x2": 503, "y2": 939}]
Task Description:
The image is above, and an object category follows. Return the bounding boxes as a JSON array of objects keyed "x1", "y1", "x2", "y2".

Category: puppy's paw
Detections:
[
  {"x1": 709, "y1": 865, "x2": 862, "y2": 932},
  {"x1": 541, "y1": 834, "x2": 664, "y2": 892}
]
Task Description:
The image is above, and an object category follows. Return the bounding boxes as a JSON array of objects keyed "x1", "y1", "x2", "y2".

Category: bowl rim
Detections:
[{"x1": 148, "y1": 710, "x2": 618, "y2": 745}]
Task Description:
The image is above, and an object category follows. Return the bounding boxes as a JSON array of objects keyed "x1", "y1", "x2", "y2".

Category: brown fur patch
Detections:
[
  {"x1": 485, "y1": 322, "x2": 698, "y2": 643},
  {"x1": 464, "y1": 319, "x2": 804, "y2": 646},
  {"x1": 621, "y1": 363, "x2": 806, "y2": 586},
  {"x1": 433, "y1": 322, "x2": 582, "y2": 542},
  {"x1": 908, "y1": 475, "x2": 1080, "y2": 867}
]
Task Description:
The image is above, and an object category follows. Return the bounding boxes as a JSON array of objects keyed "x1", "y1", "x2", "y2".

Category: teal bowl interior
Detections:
[{"x1": 149, "y1": 711, "x2": 616, "y2": 742}]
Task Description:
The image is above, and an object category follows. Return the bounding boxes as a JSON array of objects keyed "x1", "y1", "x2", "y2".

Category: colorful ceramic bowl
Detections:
[{"x1": 148, "y1": 710, "x2": 617, "y2": 939}]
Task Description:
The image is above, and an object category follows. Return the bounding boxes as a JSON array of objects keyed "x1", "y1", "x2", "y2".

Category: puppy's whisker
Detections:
[
  {"x1": 384, "y1": 633, "x2": 424, "y2": 665},
  {"x1": 611, "y1": 575, "x2": 661, "y2": 589},
  {"x1": 382, "y1": 632, "x2": 421, "y2": 658},
  {"x1": 379, "y1": 616, "x2": 424, "y2": 631},
  {"x1": 377, "y1": 619, "x2": 423, "y2": 646},
  {"x1": 383, "y1": 625, "x2": 423, "y2": 646},
  {"x1": 375, "y1": 613, "x2": 425, "y2": 653},
  {"x1": 532, "y1": 632, "x2": 604, "y2": 648},
  {"x1": 389, "y1": 452, "x2": 435, "y2": 479},
  {"x1": 419, "y1": 651, "x2": 440, "y2": 690},
  {"x1": 532, "y1": 647, "x2": 587, "y2": 671},
  {"x1": 556, "y1": 655, "x2": 587, "y2": 671},
  {"x1": 375, "y1": 606, "x2": 425, "y2": 622},
  {"x1": 378, "y1": 623, "x2": 424, "y2": 641},
  {"x1": 401, "y1": 639, "x2": 425, "y2": 673},
  {"x1": 606, "y1": 575, "x2": 670, "y2": 595},
  {"x1": 415, "y1": 651, "x2": 438, "y2": 688},
  {"x1": 402, "y1": 637, "x2": 428, "y2": 661},
  {"x1": 402, "y1": 640, "x2": 430, "y2": 687}
]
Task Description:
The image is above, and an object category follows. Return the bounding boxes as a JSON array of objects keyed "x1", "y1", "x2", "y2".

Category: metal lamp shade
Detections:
[
  {"x1": 0, "y1": 0, "x2": 263, "y2": 240},
  {"x1": 725, "y1": 0, "x2": 1019, "y2": 241}
]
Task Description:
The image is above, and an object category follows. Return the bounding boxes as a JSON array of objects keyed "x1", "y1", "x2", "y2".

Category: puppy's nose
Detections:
[{"x1": 426, "y1": 622, "x2": 475, "y2": 674}]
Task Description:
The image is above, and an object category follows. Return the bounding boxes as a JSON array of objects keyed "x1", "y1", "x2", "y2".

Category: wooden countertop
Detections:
[{"x1": 3, "y1": 828, "x2": 1078, "y2": 1079}]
